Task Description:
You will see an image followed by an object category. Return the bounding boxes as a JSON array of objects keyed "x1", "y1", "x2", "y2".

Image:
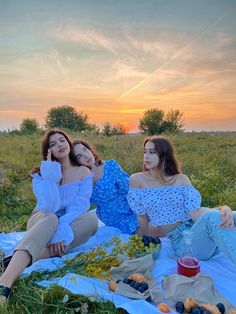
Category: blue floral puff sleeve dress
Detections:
[{"x1": 91, "y1": 160, "x2": 138, "y2": 234}]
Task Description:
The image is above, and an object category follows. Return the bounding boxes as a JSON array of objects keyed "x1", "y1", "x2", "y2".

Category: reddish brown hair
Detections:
[
  {"x1": 73, "y1": 139, "x2": 102, "y2": 167},
  {"x1": 41, "y1": 129, "x2": 79, "y2": 166},
  {"x1": 143, "y1": 136, "x2": 181, "y2": 177}
]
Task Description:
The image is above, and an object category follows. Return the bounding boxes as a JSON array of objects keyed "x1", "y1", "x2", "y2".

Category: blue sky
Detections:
[{"x1": 0, "y1": 0, "x2": 236, "y2": 131}]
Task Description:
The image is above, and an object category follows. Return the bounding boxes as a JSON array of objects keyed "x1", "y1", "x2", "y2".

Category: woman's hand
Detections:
[
  {"x1": 219, "y1": 205, "x2": 235, "y2": 229},
  {"x1": 49, "y1": 241, "x2": 65, "y2": 257},
  {"x1": 47, "y1": 148, "x2": 52, "y2": 161}
]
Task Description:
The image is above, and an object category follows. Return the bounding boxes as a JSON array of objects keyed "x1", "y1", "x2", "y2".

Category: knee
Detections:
[
  {"x1": 90, "y1": 214, "x2": 98, "y2": 235},
  {"x1": 45, "y1": 213, "x2": 58, "y2": 231},
  {"x1": 203, "y1": 210, "x2": 221, "y2": 226}
]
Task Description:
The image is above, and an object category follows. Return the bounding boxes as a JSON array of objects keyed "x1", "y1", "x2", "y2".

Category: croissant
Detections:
[
  {"x1": 202, "y1": 304, "x2": 221, "y2": 314},
  {"x1": 226, "y1": 310, "x2": 236, "y2": 314},
  {"x1": 184, "y1": 298, "x2": 200, "y2": 312},
  {"x1": 109, "y1": 279, "x2": 117, "y2": 292}
]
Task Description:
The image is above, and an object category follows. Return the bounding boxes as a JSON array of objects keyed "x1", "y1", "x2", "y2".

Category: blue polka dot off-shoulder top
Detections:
[
  {"x1": 90, "y1": 160, "x2": 138, "y2": 234},
  {"x1": 127, "y1": 185, "x2": 201, "y2": 226}
]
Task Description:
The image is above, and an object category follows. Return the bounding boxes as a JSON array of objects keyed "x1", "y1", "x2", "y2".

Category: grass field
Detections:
[{"x1": 0, "y1": 131, "x2": 236, "y2": 313}]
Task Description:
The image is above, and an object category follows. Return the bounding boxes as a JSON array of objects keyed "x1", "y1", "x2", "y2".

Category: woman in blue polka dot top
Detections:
[
  {"x1": 127, "y1": 135, "x2": 236, "y2": 264},
  {"x1": 73, "y1": 139, "x2": 139, "y2": 234}
]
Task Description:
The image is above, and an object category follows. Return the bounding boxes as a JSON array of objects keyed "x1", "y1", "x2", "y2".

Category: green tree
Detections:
[
  {"x1": 101, "y1": 122, "x2": 113, "y2": 137},
  {"x1": 86, "y1": 123, "x2": 100, "y2": 134},
  {"x1": 164, "y1": 109, "x2": 184, "y2": 133},
  {"x1": 139, "y1": 108, "x2": 165, "y2": 135},
  {"x1": 45, "y1": 105, "x2": 88, "y2": 131},
  {"x1": 112, "y1": 123, "x2": 127, "y2": 135},
  {"x1": 139, "y1": 108, "x2": 184, "y2": 135},
  {"x1": 20, "y1": 118, "x2": 39, "y2": 133}
]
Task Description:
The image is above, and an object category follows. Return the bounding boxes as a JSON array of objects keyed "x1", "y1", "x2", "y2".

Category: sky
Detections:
[{"x1": 0, "y1": 0, "x2": 236, "y2": 132}]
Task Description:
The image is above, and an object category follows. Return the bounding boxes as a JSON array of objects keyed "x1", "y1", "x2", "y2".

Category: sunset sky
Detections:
[{"x1": 0, "y1": 0, "x2": 236, "y2": 132}]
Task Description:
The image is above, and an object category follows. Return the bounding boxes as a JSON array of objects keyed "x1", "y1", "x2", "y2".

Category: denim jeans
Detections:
[{"x1": 167, "y1": 210, "x2": 236, "y2": 264}]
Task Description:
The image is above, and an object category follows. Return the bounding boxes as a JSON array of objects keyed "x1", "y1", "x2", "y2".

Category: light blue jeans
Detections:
[{"x1": 168, "y1": 210, "x2": 236, "y2": 264}]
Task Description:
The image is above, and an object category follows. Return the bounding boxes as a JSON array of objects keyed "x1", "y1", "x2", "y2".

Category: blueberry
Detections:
[
  {"x1": 199, "y1": 306, "x2": 205, "y2": 314},
  {"x1": 123, "y1": 278, "x2": 130, "y2": 284},
  {"x1": 116, "y1": 279, "x2": 121, "y2": 283},
  {"x1": 142, "y1": 283, "x2": 149, "y2": 290},
  {"x1": 191, "y1": 307, "x2": 201, "y2": 314},
  {"x1": 143, "y1": 240, "x2": 149, "y2": 246},
  {"x1": 137, "y1": 286, "x2": 145, "y2": 293},
  {"x1": 147, "y1": 236, "x2": 153, "y2": 243},
  {"x1": 216, "y1": 303, "x2": 225, "y2": 314},
  {"x1": 133, "y1": 282, "x2": 140, "y2": 290},
  {"x1": 130, "y1": 281, "x2": 136, "y2": 288},
  {"x1": 203, "y1": 311, "x2": 212, "y2": 314},
  {"x1": 175, "y1": 301, "x2": 184, "y2": 313}
]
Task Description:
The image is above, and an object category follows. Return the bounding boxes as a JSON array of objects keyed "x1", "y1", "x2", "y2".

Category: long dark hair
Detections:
[
  {"x1": 73, "y1": 139, "x2": 102, "y2": 166},
  {"x1": 143, "y1": 136, "x2": 181, "y2": 177},
  {"x1": 41, "y1": 129, "x2": 79, "y2": 166}
]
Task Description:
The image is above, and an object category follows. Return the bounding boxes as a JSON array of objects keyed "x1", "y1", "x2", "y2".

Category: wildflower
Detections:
[
  {"x1": 81, "y1": 303, "x2": 89, "y2": 314},
  {"x1": 70, "y1": 276, "x2": 78, "y2": 284},
  {"x1": 62, "y1": 294, "x2": 69, "y2": 303},
  {"x1": 64, "y1": 258, "x2": 72, "y2": 265},
  {"x1": 88, "y1": 296, "x2": 96, "y2": 302}
]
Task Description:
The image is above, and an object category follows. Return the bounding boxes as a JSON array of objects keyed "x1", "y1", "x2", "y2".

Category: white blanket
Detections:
[{"x1": 0, "y1": 224, "x2": 236, "y2": 314}]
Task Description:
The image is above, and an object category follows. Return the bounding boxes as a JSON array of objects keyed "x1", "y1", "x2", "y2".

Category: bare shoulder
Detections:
[
  {"x1": 175, "y1": 174, "x2": 192, "y2": 186},
  {"x1": 130, "y1": 172, "x2": 144, "y2": 188},
  {"x1": 74, "y1": 166, "x2": 91, "y2": 180}
]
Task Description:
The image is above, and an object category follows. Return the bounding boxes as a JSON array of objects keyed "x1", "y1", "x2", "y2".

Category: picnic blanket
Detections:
[{"x1": 1, "y1": 218, "x2": 236, "y2": 314}]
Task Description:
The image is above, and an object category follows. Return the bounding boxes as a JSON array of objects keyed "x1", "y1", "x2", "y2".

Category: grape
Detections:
[
  {"x1": 142, "y1": 283, "x2": 148, "y2": 290},
  {"x1": 216, "y1": 303, "x2": 225, "y2": 314},
  {"x1": 123, "y1": 234, "x2": 161, "y2": 258},
  {"x1": 137, "y1": 286, "x2": 145, "y2": 293},
  {"x1": 175, "y1": 301, "x2": 184, "y2": 313},
  {"x1": 123, "y1": 278, "x2": 130, "y2": 284},
  {"x1": 191, "y1": 307, "x2": 201, "y2": 314}
]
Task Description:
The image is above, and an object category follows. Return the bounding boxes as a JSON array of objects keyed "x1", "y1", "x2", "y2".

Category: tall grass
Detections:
[{"x1": 0, "y1": 132, "x2": 235, "y2": 233}]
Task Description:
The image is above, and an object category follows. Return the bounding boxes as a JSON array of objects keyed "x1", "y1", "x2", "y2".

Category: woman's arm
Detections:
[
  {"x1": 190, "y1": 205, "x2": 235, "y2": 229},
  {"x1": 138, "y1": 214, "x2": 149, "y2": 236},
  {"x1": 32, "y1": 161, "x2": 62, "y2": 213},
  {"x1": 50, "y1": 170, "x2": 93, "y2": 246}
]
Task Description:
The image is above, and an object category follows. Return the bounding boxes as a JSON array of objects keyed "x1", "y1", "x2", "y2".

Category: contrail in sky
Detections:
[{"x1": 117, "y1": 12, "x2": 231, "y2": 102}]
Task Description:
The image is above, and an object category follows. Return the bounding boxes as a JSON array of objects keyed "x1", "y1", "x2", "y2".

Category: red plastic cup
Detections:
[{"x1": 177, "y1": 257, "x2": 200, "y2": 277}]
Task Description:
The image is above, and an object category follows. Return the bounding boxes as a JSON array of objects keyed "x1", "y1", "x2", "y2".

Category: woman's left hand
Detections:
[
  {"x1": 219, "y1": 205, "x2": 235, "y2": 229},
  {"x1": 49, "y1": 241, "x2": 65, "y2": 257}
]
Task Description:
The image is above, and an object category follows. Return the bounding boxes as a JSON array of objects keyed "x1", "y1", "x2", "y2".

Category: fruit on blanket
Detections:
[
  {"x1": 123, "y1": 278, "x2": 131, "y2": 284},
  {"x1": 122, "y1": 277, "x2": 149, "y2": 293},
  {"x1": 202, "y1": 304, "x2": 221, "y2": 314},
  {"x1": 176, "y1": 301, "x2": 185, "y2": 313},
  {"x1": 191, "y1": 307, "x2": 201, "y2": 314},
  {"x1": 158, "y1": 303, "x2": 171, "y2": 313},
  {"x1": 128, "y1": 273, "x2": 148, "y2": 283},
  {"x1": 109, "y1": 279, "x2": 117, "y2": 292},
  {"x1": 122, "y1": 234, "x2": 161, "y2": 258},
  {"x1": 184, "y1": 298, "x2": 200, "y2": 312},
  {"x1": 226, "y1": 310, "x2": 236, "y2": 314},
  {"x1": 142, "y1": 236, "x2": 161, "y2": 246},
  {"x1": 216, "y1": 304, "x2": 225, "y2": 314}
]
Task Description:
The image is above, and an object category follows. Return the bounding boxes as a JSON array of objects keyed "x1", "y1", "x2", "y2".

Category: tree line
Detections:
[{"x1": 17, "y1": 105, "x2": 184, "y2": 136}]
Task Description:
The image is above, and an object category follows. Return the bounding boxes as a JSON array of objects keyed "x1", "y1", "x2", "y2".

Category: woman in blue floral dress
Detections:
[{"x1": 73, "y1": 139, "x2": 139, "y2": 234}]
